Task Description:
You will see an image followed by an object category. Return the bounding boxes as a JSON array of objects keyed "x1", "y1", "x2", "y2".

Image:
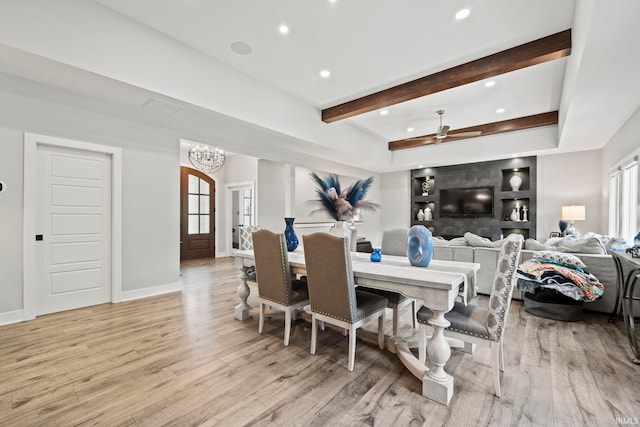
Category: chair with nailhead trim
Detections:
[
  {"x1": 303, "y1": 232, "x2": 388, "y2": 372},
  {"x1": 252, "y1": 229, "x2": 309, "y2": 346},
  {"x1": 416, "y1": 233, "x2": 523, "y2": 397}
]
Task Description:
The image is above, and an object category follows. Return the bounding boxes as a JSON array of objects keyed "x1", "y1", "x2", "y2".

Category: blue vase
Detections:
[
  {"x1": 284, "y1": 217, "x2": 298, "y2": 252},
  {"x1": 558, "y1": 220, "x2": 568, "y2": 234},
  {"x1": 407, "y1": 225, "x2": 433, "y2": 267},
  {"x1": 370, "y1": 248, "x2": 382, "y2": 262}
]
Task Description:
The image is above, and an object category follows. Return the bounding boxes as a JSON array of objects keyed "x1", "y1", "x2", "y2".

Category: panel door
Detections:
[
  {"x1": 37, "y1": 146, "x2": 112, "y2": 315},
  {"x1": 180, "y1": 167, "x2": 216, "y2": 260}
]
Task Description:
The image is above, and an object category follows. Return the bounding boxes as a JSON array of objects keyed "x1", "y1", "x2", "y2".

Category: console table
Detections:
[{"x1": 609, "y1": 250, "x2": 640, "y2": 365}]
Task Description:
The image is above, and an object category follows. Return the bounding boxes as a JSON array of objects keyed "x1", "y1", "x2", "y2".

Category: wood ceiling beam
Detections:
[
  {"x1": 322, "y1": 29, "x2": 571, "y2": 123},
  {"x1": 388, "y1": 111, "x2": 559, "y2": 151}
]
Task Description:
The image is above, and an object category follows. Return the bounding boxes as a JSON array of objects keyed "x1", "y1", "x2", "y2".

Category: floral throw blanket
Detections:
[{"x1": 517, "y1": 260, "x2": 604, "y2": 302}]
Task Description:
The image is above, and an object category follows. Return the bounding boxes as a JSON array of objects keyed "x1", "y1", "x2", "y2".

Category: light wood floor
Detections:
[{"x1": 1, "y1": 257, "x2": 638, "y2": 426}]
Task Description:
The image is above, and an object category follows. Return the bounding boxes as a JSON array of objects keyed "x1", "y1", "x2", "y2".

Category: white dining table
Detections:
[{"x1": 232, "y1": 248, "x2": 480, "y2": 406}]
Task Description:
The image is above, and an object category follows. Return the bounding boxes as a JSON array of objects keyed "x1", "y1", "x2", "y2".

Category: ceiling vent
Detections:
[{"x1": 142, "y1": 98, "x2": 183, "y2": 115}]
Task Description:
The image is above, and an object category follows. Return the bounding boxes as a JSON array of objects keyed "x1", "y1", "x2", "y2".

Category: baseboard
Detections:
[
  {"x1": 0, "y1": 310, "x2": 25, "y2": 326},
  {"x1": 120, "y1": 281, "x2": 182, "y2": 302}
]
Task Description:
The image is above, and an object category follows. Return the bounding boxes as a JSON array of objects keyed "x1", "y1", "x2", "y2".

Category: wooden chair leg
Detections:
[
  {"x1": 378, "y1": 313, "x2": 385, "y2": 349},
  {"x1": 492, "y1": 342, "x2": 502, "y2": 398},
  {"x1": 310, "y1": 314, "x2": 318, "y2": 355},
  {"x1": 418, "y1": 323, "x2": 427, "y2": 365},
  {"x1": 348, "y1": 325, "x2": 357, "y2": 372},
  {"x1": 284, "y1": 308, "x2": 292, "y2": 346},
  {"x1": 258, "y1": 301, "x2": 265, "y2": 334}
]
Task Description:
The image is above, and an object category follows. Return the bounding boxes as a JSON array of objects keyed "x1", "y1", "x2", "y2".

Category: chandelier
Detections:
[{"x1": 188, "y1": 144, "x2": 225, "y2": 174}]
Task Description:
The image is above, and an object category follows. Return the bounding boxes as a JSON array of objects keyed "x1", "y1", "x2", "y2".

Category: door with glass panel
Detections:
[{"x1": 180, "y1": 167, "x2": 216, "y2": 260}]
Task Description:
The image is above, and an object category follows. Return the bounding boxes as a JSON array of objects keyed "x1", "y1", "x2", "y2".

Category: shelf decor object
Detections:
[
  {"x1": 188, "y1": 144, "x2": 225, "y2": 174},
  {"x1": 283, "y1": 217, "x2": 298, "y2": 252},
  {"x1": 424, "y1": 206, "x2": 433, "y2": 220},
  {"x1": 561, "y1": 205, "x2": 586, "y2": 236},
  {"x1": 421, "y1": 179, "x2": 431, "y2": 196},
  {"x1": 417, "y1": 209, "x2": 425, "y2": 221},
  {"x1": 509, "y1": 171, "x2": 522, "y2": 191},
  {"x1": 407, "y1": 225, "x2": 433, "y2": 267},
  {"x1": 370, "y1": 248, "x2": 382, "y2": 262}
]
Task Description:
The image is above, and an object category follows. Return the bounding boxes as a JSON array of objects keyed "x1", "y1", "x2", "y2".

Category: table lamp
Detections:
[{"x1": 561, "y1": 205, "x2": 586, "y2": 236}]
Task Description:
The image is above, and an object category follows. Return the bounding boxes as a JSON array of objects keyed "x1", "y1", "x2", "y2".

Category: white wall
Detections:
[
  {"x1": 0, "y1": 87, "x2": 180, "y2": 319},
  {"x1": 536, "y1": 149, "x2": 603, "y2": 239},
  {"x1": 0, "y1": 127, "x2": 25, "y2": 314},
  {"x1": 379, "y1": 170, "x2": 411, "y2": 246},
  {"x1": 601, "y1": 106, "x2": 640, "y2": 236}
]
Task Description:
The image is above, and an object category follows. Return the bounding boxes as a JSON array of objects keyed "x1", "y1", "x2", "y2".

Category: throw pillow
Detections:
[
  {"x1": 525, "y1": 238, "x2": 548, "y2": 250},
  {"x1": 533, "y1": 250, "x2": 587, "y2": 269},
  {"x1": 556, "y1": 237, "x2": 607, "y2": 254},
  {"x1": 449, "y1": 237, "x2": 469, "y2": 246},
  {"x1": 464, "y1": 232, "x2": 503, "y2": 248},
  {"x1": 432, "y1": 236, "x2": 449, "y2": 246}
]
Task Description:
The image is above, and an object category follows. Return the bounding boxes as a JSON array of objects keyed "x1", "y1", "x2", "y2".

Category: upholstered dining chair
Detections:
[
  {"x1": 358, "y1": 228, "x2": 416, "y2": 335},
  {"x1": 416, "y1": 233, "x2": 524, "y2": 398},
  {"x1": 302, "y1": 232, "x2": 388, "y2": 372},
  {"x1": 252, "y1": 229, "x2": 309, "y2": 346},
  {"x1": 239, "y1": 225, "x2": 261, "y2": 281}
]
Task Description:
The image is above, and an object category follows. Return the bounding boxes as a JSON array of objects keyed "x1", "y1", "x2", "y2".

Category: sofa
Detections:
[{"x1": 431, "y1": 232, "x2": 618, "y2": 315}]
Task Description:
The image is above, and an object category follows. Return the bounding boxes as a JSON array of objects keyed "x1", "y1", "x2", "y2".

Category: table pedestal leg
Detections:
[
  {"x1": 234, "y1": 267, "x2": 253, "y2": 320},
  {"x1": 423, "y1": 309, "x2": 453, "y2": 405}
]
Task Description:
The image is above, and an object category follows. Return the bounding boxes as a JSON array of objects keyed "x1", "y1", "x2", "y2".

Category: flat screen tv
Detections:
[{"x1": 439, "y1": 187, "x2": 494, "y2": 217}]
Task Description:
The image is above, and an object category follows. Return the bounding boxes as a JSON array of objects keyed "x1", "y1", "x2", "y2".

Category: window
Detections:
[
  {"x1": 609, "y1": 154, "x2": 638, "y2": 243},
  {"x1": 188, "y1": 174, "x2": 210, "y2": 234}
]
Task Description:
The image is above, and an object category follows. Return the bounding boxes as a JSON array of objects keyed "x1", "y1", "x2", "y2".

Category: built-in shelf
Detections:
[{"x1": 411, "y1": 157, "x2": 537, "y2": 240}]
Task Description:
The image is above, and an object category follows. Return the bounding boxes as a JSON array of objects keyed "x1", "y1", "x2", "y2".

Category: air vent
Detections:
[{"x1": 142, "y1": 98, "x2": 183, "y2": 115}]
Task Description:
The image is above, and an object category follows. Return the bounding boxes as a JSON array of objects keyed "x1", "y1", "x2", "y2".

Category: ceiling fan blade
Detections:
[{"x1": 446, "y1": 130, "x2": 482, "y2": 138}]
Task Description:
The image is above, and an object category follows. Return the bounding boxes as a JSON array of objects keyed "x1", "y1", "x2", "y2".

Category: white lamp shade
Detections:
[{"x1": 561, "y1": 205, "x2": 586, "y2": 221}]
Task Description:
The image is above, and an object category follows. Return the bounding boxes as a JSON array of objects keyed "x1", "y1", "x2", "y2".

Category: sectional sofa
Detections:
[{"x1": 431, "y1": 232, "x2": 618, "y2": 315}]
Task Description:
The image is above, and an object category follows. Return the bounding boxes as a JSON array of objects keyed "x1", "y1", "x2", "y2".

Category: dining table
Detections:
[{"x1": 232, "y1": 248, "x2": 480, "y2": 406}]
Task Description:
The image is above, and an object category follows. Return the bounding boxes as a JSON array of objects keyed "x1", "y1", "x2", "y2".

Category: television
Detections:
[{"x1": 439, "y1": 186, "x2": 494, "y2": 217}]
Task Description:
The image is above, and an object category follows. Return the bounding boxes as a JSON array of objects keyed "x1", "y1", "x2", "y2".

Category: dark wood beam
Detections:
[
  {"x1": 388, "y1": 111, "x2": 559, "y2": 151},
  {"x1": 322, "y1": 30, "x2": 571, "y2": 123}
]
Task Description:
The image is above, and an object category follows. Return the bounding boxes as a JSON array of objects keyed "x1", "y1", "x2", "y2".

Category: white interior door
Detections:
[{"x1": 36, "y1": 145, "x2": 112, "y2": 315}]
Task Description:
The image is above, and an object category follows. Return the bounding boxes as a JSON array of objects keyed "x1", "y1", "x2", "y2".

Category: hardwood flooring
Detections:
[{"x1": 0, "y1": 257, "x2": 638, "y2": 426}]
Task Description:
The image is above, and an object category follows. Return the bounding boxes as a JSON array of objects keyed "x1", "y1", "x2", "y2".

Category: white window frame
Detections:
[{"x1": 609, "y1": 152, "x2": 639, "y2": 244}]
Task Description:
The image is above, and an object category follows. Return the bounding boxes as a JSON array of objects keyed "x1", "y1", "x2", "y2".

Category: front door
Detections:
[
  {"x1": 180, "y1": 167, "x2": 216, "y2": 260},
  {"x1": 37, "y1": 145, "x2": 112, "y2": 315}
]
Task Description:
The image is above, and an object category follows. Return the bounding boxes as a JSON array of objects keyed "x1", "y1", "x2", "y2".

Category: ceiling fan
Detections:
[{"x1": 407, "y1": 110, "x2": 482, "y2": 144}]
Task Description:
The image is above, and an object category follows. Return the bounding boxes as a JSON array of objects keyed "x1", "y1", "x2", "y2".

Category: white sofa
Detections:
[{"x1": 432, "y1": 233, "x2": 618, "y2": 314}]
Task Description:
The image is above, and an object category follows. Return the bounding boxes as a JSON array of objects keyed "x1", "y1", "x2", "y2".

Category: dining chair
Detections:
[
  {"x1": 252, "y1": 229, "x2": 309, "y2": 346},
  {"x1": 302, "y1": 232, "x2": 388, "y2": 372},
  {"x1": 239, "y1": 225, "x2": 261, "y2": 281},
  {"x1": 358, "y1": 228, "x2": 416, "y2": 335},
  {"x1": 416, "y1": 233, "x2": 524, "y2": 397}
]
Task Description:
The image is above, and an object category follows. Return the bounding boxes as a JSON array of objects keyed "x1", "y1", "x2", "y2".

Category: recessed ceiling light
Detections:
[
  {"x1": 496, "y1": 108, "x2": 506, "y2": 114},
  {"x1": 230, "y1": 41, "x2": 253, "y2": 55},
  {"x1": 319, "y1": 69, "x2": 331, "y2": 78},
  {"x1": 407, "y1": 127, "x2": 414, "y2": 132},
  {"x1": 455, "y1": 9, "x2": 470, "y2": 20},
  {"x1": 380, "y1": 110, "x2": 388, "y2": 116},
  {"x1": 418, "y1": 164, "x2": 424, "y2": 168},
  {"x1": 484, "y1": 80, "x2": 496, "y2": 88},
  {"x1": 279, "y1": 24, "x2": 289, "y2": 35},
  {"x1": 329, "y1": 0, "x2": 337, "y2": 3}
]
